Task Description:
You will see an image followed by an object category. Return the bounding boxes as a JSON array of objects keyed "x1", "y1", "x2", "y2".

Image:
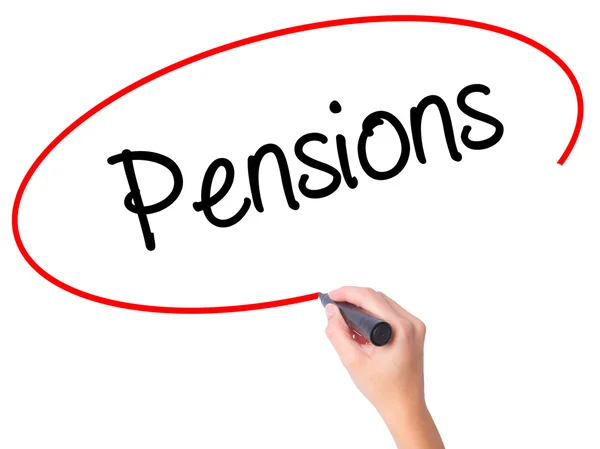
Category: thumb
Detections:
[{"x1": 325, "y1": 303, "x2": 363, "y2": 368}]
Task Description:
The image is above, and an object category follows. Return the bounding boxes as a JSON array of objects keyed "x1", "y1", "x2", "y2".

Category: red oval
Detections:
[{"x1": 12, "y1": 15, "x2": 584, "y2": 314}]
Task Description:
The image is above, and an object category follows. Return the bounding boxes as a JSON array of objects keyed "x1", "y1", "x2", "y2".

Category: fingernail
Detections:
[{"x1": 325, "y1": 303, "x2": 336, "y2": 319}]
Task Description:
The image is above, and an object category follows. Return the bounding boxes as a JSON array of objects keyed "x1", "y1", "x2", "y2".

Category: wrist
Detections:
[
  {"x1": 378, "y1": 399, "x2": 444, "y2": 449},
  {"x1": 375, "y1": 385, "x2": 427, "y2": 420},
  {"x1": 378, "y1": 394, "x2": 429, "y2": 427},
  {"x1": 378, "y1": 396, "x2": 438, "y2": 445}
]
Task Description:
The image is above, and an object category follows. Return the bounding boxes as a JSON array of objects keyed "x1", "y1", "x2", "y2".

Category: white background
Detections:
[{"x1": 1, "y1": 1, "x2": 599, "y2": 448}]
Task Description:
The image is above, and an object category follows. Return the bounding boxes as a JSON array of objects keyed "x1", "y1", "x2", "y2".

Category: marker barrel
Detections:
[{"x1": 319, "y1": 292, "x2": 392, "y2": 346}]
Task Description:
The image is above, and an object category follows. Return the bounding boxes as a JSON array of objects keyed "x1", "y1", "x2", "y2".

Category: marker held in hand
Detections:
[{"x1": 319, "y1": 292, "x2": 392, "y2": 346}]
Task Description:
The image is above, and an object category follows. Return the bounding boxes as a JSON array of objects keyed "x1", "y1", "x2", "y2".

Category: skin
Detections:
[{"x1": 324, "y1": 286, "x2": 445, "y2": 449}]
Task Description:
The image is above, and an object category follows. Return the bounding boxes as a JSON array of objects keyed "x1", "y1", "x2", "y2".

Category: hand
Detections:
[{"x1": 324, "y1": 286, "x2": 444, "y2": 449}]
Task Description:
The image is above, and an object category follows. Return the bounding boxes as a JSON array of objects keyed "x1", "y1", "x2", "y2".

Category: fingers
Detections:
[
  {"x1": 324, "y1": 303, "x2": 365, "y2": 368},
  {"x1": 378, "y1": 292, "x2": 416, "y2": 322},
  {"x1": 351, "y1": 330, "x2": 370, "y2": 346},
  {"x1": 328, "y1": 286, "x2": 426, "y2": 342},
  {"x1": 379, "y1": 292, "x2": 426, "y2": 338},
  {"x1": 328, "y1": 286, "x2": 396, "y2": 322}
]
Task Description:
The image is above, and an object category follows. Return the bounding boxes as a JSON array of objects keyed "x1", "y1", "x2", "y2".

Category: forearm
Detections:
[{"x1": 379, "y1": 401, "x2": 445, "y2": 449}]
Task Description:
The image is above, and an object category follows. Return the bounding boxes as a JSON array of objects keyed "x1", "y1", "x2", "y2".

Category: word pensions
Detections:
[{"x1": 108, "y1": 83, "x2": 504, "y2": 250}]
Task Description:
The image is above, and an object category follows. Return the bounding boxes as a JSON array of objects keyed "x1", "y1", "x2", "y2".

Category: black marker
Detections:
[{"x1": 319, "y1": 292, "x2": 392, "y2": 346}]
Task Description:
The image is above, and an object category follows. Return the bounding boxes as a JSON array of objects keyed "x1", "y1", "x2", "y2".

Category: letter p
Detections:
[{"x1": 107, "y1": 150, "x2": 183, "y2": 251}]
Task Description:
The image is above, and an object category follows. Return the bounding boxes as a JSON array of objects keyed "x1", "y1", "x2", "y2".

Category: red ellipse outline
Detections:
[{"x1": 12, "y1": 15, "x2": 584, "y2": 314}]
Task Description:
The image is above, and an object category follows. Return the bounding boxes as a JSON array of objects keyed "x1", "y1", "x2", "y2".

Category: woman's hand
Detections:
[{"x1": 324, "y1": 286, "x2": 444, "y2": 449}]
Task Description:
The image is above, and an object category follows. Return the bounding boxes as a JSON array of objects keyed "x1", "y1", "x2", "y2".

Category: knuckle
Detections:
[
  {"x1": 414, "y1": 318, "x2": 426, "y2": 336},
  {"x1": 325, "y1": 326, "x2": 333, "y2": 338},
  {"x1": 325, "y1": 325, "x2": 339, "y2": 340},
  {"x1": 395, "y1": 319, "x2": 415, "y2": 341},
  {"x1": 363, "y1": 287, "x2": 380, "y2": 301}
]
